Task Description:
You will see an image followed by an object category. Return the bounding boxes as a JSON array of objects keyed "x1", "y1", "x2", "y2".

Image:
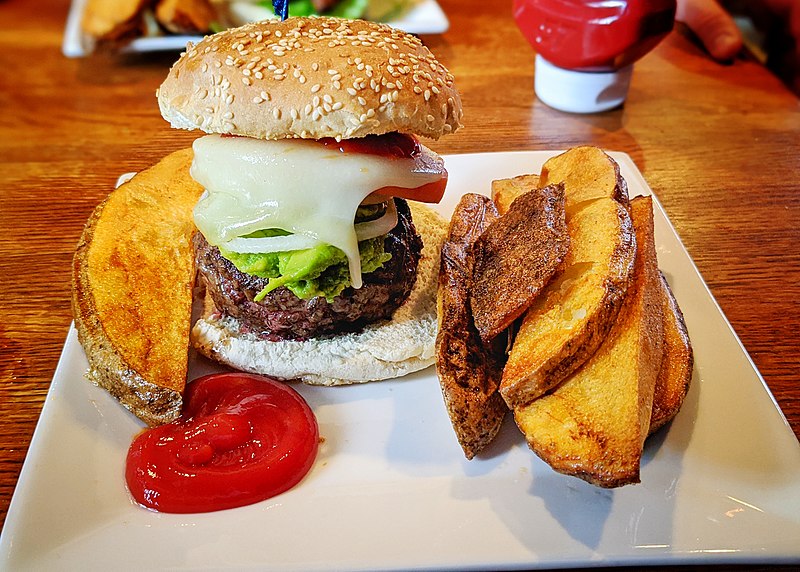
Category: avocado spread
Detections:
[{"x1": 220, "y1": 229, "x2": 391, "y2": 302}]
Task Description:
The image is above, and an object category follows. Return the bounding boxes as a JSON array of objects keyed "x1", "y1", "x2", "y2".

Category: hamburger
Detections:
[{"x1": 157, "y1": 16, "x2": 462, "y2": 385}]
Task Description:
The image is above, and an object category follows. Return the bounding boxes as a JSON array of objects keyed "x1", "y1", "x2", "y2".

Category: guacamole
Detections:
[{"x1": 220, "y1": 229, "x2": 391, "y2": 302}]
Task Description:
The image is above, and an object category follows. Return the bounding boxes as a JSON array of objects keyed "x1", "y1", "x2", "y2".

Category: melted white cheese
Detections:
[{"x1": 190, "y1": 134, "x2": 442, "y2": 288}]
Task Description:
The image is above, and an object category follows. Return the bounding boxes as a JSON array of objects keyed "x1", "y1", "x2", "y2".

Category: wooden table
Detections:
[{"x1": 1, "y1": 0, "x2": 798, "y2": 568}]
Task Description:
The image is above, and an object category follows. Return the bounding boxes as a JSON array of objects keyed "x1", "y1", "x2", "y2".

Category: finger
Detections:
[{"x1": 675, "y1": 0, "x2": 743, "y2": 60}]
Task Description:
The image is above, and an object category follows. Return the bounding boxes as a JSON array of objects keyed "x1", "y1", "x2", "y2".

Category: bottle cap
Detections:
[{"x1": 534, "y1": 55, "x2": 633, "y2": 114}]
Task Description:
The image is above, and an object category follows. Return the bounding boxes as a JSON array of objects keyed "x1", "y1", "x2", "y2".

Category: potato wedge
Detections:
[
  {"x1": 500, "y1": 148, "x2": 635, "y2": 408},
  {"x1": 81, "y1": 0, "x2": 152, "y2": 44},
  {"x1": 72, "y1": 148, "x2": 203, "y2": 426},
  {"x1": 539, "y1": 145, "x2": 629, "y2": 207},
  {"x1": 155, "y1": 0, "x2": 215, "y2": 34},
  {"x1": 436, "y1": 193, "x2": 507, "y2": 459},
  {"x1": 649, "y1": 271, "x2": 694, "y2": 434},
  {"x1": 470, "y1": 184, "x2": 570, "y2": 342},
  {"x1": 513, "y1": 195, "x2": 664, "y2": 488},
  {"x1": 491, "y1": 174, "x2": 539, "y2": 215}
]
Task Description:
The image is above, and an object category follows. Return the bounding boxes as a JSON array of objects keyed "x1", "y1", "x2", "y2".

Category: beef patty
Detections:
[{"x1": 194, "y1": 198, "x2": 422, "y2": 340}]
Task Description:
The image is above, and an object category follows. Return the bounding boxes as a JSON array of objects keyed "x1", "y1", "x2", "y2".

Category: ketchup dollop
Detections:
[
  {"x1": 320, "y1": 132, "x2": 421, "y2": 158},
  {"x1": 126, "y1": 373, "x2": 319, "y2": 514}
]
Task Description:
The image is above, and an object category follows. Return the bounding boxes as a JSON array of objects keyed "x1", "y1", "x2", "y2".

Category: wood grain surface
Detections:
[{"x1": 1, "y1": 0, "x2": 799, "y2": 568}]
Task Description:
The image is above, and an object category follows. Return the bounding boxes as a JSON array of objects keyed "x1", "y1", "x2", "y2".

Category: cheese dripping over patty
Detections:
[{"x1": 190, "y1": 134, "x2": 443, "y2": 288}]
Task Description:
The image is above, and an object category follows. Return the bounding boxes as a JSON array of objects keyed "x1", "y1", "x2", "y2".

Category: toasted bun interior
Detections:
[
  {"x1": 192, "y1": 202, "x2": 447, "y2": 385},
  {"x1": 157, "y1": 16, "x2": 463, "y2": 140}
]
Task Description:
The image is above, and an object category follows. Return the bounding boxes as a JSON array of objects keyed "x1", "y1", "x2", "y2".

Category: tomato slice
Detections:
[
  {"x1": 125, "y1": 373, "x2": 319, "y2": 514},
  {"x1": 322, "y1": 133, "x2": 448, "y2": 205},
  {"x1": 365, "y1": 174, "x2": 448, "y2": 205}
]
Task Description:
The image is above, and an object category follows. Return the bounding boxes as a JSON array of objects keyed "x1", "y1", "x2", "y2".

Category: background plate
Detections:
[
  {"x1": 63, "y1": 0, "x2": 449, "y2": 58},
  {"x1": 2, "y1": 151, "x2": 800, "y2": 571}
]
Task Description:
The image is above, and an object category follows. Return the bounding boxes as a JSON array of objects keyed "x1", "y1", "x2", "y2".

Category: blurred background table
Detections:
[{"x1": 1, "y1": 0, "x2": 798, "y2": 568}]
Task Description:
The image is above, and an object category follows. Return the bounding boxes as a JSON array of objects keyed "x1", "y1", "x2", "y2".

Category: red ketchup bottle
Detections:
[{"x1": 513, "y1": 0, "x2": 676, "y2": 113}]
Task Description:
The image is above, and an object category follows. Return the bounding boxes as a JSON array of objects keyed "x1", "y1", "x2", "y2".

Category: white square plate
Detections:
[
  {"x1": 2, "y1": 151, "x2": 800, "y2": 570},
  {"x1": 63, "y1": 0, "x2": 449, "y2": 57}
]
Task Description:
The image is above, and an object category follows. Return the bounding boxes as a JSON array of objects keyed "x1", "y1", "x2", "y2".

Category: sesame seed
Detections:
[{"x1": 311, "y1": 84, "x2": 321, "y2": 93}]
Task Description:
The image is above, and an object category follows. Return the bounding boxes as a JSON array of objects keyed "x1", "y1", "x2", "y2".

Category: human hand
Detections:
[
  {"x1": 676, "y1": 0, "x2": 800, "y2": 95},
  {"x1": 675, "y1": 0, "x2": 743, "y2": 60}
]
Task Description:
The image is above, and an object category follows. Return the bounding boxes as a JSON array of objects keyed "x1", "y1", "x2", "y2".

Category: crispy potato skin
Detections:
[
  {"x1": 436, "y1": 193, "x2": 507, "y2": 459},
  {"x1": 649, "y1": 271, "x2": 694, "y2": 434},
  {"x1": 470, "y1": 184, "x2": 570, "y2": 342}
]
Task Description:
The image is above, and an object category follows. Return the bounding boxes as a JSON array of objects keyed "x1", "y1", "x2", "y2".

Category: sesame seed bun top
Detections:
[{"x1": 157, "y1": 17, "x2": 463, "y2": 140}]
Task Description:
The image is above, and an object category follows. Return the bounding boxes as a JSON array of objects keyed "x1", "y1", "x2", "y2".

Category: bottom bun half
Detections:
[{"x1": 191, "y1": 202, "x2": 447, "y2": 386}]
